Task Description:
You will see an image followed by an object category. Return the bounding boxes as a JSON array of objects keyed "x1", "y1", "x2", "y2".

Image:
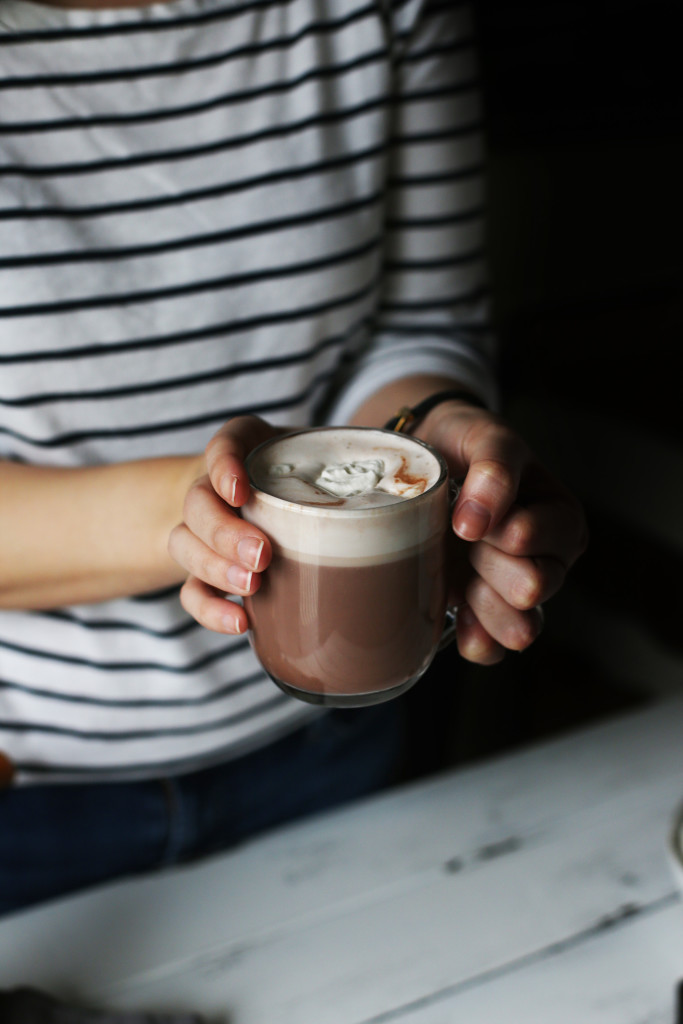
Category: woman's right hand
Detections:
[{"x1": 168, "y1": 416, "x2": 282, "y2": 635}]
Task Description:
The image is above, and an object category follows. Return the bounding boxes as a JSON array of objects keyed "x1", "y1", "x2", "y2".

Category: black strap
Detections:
[{"x1": 384, "y1": 389, "x2": 488, "y2": 433}]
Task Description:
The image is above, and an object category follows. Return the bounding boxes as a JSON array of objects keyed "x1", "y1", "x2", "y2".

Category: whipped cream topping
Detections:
[
  {"x1": 315, "y1": 459, "x2": 385, "y2": 498},
  {"x1": 269, "y1": 459, "x2": 387, "y2": 498},
  {"x1": 249, "y1": 429, "x2": 441, "y2": 510}
]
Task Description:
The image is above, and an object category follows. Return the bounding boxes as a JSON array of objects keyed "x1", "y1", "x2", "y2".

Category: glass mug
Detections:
[{"x1": 241, "y1": 426, "x2": 458, "y2": 707}]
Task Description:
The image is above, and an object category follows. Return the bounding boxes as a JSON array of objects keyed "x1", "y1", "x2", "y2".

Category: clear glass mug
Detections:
[{"x1": 241, "y1": 427, "x2": 458, "y2": 707}]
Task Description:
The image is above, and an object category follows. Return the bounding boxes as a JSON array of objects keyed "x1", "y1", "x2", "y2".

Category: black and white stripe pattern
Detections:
[{"x1": 0, "y1": 0, "x2": 494, "y2": 782}]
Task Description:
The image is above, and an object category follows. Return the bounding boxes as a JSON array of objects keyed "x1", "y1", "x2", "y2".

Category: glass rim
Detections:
[{"x1": 244, "y1": 425, "x2": 449, "y2": 517}]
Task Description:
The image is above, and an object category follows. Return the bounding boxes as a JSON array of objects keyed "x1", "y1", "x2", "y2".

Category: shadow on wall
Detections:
[{"x1": 402, "y1": 0, "x2": 683, "y2": 777}]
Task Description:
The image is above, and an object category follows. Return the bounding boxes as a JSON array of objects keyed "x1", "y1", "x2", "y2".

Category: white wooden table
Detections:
[{"x1": 2, "y1": 697, "x2": 683, "y2": 1024}]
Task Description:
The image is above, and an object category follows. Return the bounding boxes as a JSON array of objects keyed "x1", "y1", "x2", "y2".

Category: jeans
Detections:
[{"x1": 0, "y1": 703, "x2": 404, "y2": 917}]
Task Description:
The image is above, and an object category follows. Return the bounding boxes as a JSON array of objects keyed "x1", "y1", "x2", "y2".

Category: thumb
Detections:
[{"x1": 451, "y1": 423, "x2": 529, "y2": 542}]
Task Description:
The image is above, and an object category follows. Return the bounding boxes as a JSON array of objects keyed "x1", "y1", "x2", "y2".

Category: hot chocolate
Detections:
[
  {"x1": 242, "y1": 428, "x2": 451, "y2": 706},
  {"x1": 247, "y1": 427, "x2": 440, "y2": 509}
]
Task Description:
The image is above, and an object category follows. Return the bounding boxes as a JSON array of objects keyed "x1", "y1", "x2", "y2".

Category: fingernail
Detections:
[
  {"x1": 238, "y1": 537, "x2": 264, "y2": 571},
  {"x1": 219, "y1": 475, "x2": 237, "y2": 504},
  {"x1": 454, "y1": 500, "x2": 491, "y2": 541},
  {"x1": 227, "y1": 564, "x2": 253, "y2": 591},
  {"x1": 223, "y1": 610, "x2": 245, "y2": 634}
]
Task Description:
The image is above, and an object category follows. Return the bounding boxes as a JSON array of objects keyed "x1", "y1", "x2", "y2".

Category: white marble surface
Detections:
[{"x1": 2, "y1": 697, "x2": 683, "y2": 1023}]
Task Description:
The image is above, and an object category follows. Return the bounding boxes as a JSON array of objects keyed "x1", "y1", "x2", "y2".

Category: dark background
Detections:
[{"x1": 403, "y1": 0, "x2": 683, "y2": 777}]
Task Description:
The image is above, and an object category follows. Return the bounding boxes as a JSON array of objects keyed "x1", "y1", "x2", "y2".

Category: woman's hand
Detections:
[
  {"x1": 419, "y1": 399, "x2": 588, "y2": 665},
  {"x1": 168, "y1": 416, "x2": 281, "y2": 635}
]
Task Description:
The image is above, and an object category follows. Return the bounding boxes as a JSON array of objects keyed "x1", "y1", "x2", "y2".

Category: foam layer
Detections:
[
  {"x1": 248, "y1": 427, "x2": 441, "y2": 508},
  {"x1": 243, "y1": 428, "x2": 448, "y2": 563}
]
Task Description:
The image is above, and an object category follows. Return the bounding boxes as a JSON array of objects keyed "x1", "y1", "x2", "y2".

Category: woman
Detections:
[{"x1": 0, "y1": 0, "x2": 586, "y2": 913}]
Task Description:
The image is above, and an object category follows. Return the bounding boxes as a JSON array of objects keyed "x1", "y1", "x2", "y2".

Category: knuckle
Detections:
[
  {"x1": 487, "y1": 423, "x2": 519, "y2": 449},
  {"x1": 182, "y1": 480, "x2": 205, "y2": 522},
  {"x1": 198, "y1": 552, "x2": 217, "y2": 585},
  {"x1": 198, "y1": 596, "x2": 220, "y2": 631},
  {"x1": 205, "y1": 420, "x2": 243, "y2": 462},
  {"x1": 504, "y1": 612, "x2": 540, "y2": 652},
  {"x1": 511, "y1": 566, "x2": 544, "y2": 610},
  {"x1": 458, "y1": 633, "x2": 490, "y2": 664},
  {"x1": 213, "y1": 521, "x2": 236, "y2": 557},
  {"x1": 476, "y1": 458, "x2": 517, "y2": 500},
  {"x1": 465, "y1": 573, "x2": 489, "y2": 610},
  {"x1": 504, "y1": 515, "x2": 536, "y2": 556},
  {"x1": 180, "y1": 579, "x2": 218, "y2": 632}
]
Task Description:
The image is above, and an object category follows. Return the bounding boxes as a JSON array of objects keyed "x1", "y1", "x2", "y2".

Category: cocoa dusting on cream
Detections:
[{"x1": 393, "y1": 456, "x2": 428, "y2": 493}]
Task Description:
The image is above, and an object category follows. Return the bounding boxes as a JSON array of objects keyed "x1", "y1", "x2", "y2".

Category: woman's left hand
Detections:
[{"x1": 418, "y1": 399, "x2": 588, "y2": 664}]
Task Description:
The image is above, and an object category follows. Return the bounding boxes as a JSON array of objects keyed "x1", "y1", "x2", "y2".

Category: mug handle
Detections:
[
  {"x1": 438, "y1": 478, "x2": 462, "y2": 651},
  {"x1": 438, "y1": 606, "x2": 459, "y2": 651}
]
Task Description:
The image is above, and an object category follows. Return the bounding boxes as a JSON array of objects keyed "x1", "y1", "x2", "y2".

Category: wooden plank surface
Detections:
[
  {"x1": 1, "y1": 697, "x2": 683, "y2": 1023},
  {"x1": 369, "y1": 901, "x2": 683, "y2": 1024}
]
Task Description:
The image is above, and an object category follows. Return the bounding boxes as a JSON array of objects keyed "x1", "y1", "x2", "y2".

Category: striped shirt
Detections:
[{"x1": 0, "y1": 0, "x2": 495, "y2": 784}]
